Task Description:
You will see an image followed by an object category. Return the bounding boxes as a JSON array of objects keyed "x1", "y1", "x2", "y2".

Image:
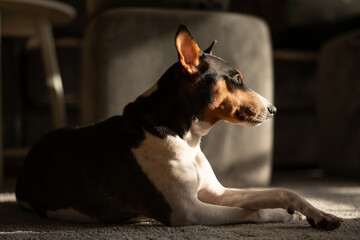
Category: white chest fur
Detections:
[
  {"x1": 131, "y1": 131, "x2": 200, "y2": 191},
  {"x1": 131, "y1": 120, "x2": 212, "y2": 212}
]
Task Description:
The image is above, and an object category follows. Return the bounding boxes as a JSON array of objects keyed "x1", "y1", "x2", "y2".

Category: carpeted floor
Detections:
[{"x1": 0, "y1": 172, "x2": 359, "y2": 240}]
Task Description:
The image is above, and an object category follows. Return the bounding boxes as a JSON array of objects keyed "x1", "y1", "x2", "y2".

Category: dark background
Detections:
[{"x1": 2, "y1": 0, "x2": 360, "y2": 179}]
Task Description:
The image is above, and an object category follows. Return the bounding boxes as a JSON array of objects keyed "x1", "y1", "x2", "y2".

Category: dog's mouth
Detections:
[{"x1": 236, "y1": 111, "x2": 263, "y2": 125}]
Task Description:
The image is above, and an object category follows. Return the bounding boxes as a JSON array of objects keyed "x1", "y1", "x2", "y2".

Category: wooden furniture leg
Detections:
[
  {"x1": 0, "y1": 0, "x2": 75, "y2": 186},
  {"x1": 36, "y1": 17, "x2": 67, "y2": 129}
]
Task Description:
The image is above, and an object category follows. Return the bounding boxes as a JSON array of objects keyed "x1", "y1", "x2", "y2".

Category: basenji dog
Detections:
[{"x1": 15, "y1": 25, "x2": 343, "y2": 230}]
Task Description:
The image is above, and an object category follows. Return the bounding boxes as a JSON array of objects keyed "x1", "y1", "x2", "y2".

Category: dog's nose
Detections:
[{"x1": 268, "y1": 105, "x2": 277, "y2": 115}]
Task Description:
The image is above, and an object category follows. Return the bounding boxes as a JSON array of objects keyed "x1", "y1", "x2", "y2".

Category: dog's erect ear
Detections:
[
  {"x1": 204, "y1": 40, "x2": 217, "y2": 55},
  {"x1": 175, "y1": 24, "x2": 202, "y2": 74}
]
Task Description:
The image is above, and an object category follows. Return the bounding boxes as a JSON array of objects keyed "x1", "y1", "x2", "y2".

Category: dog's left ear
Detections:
[
  {"x1": 175, "y1": 24, "x2": 202, "y2": 74},
  {"x1": 204, "y1": 40, "x2": 217, "y2": 55}
]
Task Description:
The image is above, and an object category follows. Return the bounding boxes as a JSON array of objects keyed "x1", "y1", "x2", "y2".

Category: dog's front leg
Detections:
[
  {"x1": 170, "y1": 198, "x2": 290, "y2": 226},
  {"x1": 195, "y1": 151, "x2": 343, "y2": 230},
  {"x1": 198, "y1": 188, "x2": 343, "y2": 230}
]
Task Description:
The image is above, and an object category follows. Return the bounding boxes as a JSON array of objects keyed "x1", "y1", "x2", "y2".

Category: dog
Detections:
[{"x1": 15, "y1": 24, "x2": 343, "y2": 230}]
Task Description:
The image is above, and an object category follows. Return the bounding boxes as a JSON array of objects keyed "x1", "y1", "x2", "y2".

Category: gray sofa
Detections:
[{"x1": 82, "y1": 8, "x2": 274, "y2": 187}]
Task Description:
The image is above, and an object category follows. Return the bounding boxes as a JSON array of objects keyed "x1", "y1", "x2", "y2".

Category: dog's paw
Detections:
[{"x1": 306, "y1": 211, "x2": 343, "y2": 231}]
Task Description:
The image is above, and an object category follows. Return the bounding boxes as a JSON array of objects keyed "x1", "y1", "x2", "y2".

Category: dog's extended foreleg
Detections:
[
  {"x1": 195, "y1": 151, "x2": 343, "y2": 230},
  {"x1": 170, "y1": 198, "x2": 298, "y2": 226},
  {"x1": 198, "y1": 188, "x2": 343, "y2": 230}
]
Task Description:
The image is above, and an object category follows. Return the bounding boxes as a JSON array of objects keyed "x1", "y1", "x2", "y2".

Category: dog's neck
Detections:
[
  {"x1": 183, "y1": 119, "x2": 212, "y2": 147},
  {"x1": 123, "y1": 64, "x2": 212, "y2": 142}
]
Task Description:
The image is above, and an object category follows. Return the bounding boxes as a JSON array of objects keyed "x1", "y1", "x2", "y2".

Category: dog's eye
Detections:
[{"x1": 235, "y1": 74, "x2": 242, "y2": 84}]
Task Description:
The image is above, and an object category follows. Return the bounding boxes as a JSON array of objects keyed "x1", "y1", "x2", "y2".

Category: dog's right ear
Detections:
[
  {"x1": 204, "y1": 40, "x2": 217, "y2": 55},
  {"x1": 175, "y1": 24, "x2": 202, "y2": 74}
]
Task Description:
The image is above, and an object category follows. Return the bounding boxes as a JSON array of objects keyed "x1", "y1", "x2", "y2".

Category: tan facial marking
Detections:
[{"x1": 203, "y1": 80, "x2": 264, "y2": 125}]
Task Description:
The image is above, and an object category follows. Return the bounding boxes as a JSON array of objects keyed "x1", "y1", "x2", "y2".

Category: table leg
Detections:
[{"x1": 36, "y1": 17, "x2": 67, "y2": 129}]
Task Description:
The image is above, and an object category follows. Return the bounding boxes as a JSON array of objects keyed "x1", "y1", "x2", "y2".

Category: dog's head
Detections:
[{"x1": 175, "y1": 24, "x2": 276, "y2": 127}]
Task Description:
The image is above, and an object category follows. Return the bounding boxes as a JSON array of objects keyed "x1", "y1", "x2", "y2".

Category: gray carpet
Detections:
[{"x1": 1, "y1": 176, "x2": 359, "y2": 240}]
